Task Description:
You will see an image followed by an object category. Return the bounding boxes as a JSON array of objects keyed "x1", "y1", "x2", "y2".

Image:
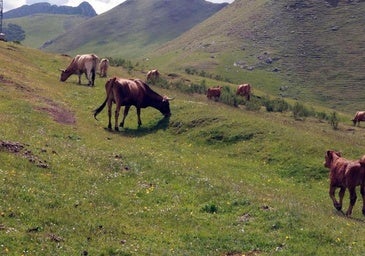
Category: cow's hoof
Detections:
[
  {"x1": 334, "y1": 203, "x2": 342, "y2": 211},
  {"x1": 114, "y1": 127, "x2": 119, "y2": 132}
]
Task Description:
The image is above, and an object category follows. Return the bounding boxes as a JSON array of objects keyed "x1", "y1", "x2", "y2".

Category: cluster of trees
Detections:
[{"x1": 2, "y1": 23, "x2": 25, "y2": 42}]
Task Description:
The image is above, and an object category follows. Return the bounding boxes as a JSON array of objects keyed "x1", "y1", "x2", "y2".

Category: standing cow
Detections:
[
  {"x1": 352, "y1": 111, "x2": 365, "y2": 126},
  {"x1": 60, "y1": 54, "x2": 99, "y2": 86},
  {"x1": 236, "y1": 83, "x2": 251, "y2": 101},
  {"x1": 146, "y1": 69, "x2": 160, "y2": 83},
  {"x1": 99, "y1": 58, "x2": 109, "y2": 78},
  {"x1": 206, "y1": 86, "x2": 222, "y2": 101},
  {"x1": 93, "y1": 77, "x2": 173, "y2": 131}
]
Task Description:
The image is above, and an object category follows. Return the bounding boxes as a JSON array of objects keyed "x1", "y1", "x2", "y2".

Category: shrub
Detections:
[
  {"x1": 292, "y1": 102, "x2": 310, "y2": 120},
  {"x1": 329, "y1": 111, "x2": 339, "y2": 130},
  {"x1": 264, "y1": 98, "x2": 290, "y2": 112},
  {"x1": 202, "y1": 204, "x2": 218, "y2": 214}
]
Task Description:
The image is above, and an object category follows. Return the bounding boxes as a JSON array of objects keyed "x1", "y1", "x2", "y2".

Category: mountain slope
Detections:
[
  {"x1": 42, "y1": 0, "x2": 228, "y2": 58},
  {"x1": 4, "y1": 1, "x2": 97, "y2": 18},
  {"x1": 4, "y1": 15, "x2": 90, "y2": 48},
  {"x1": 148, "y1": 0, "x2": 365, "y2": 113}
]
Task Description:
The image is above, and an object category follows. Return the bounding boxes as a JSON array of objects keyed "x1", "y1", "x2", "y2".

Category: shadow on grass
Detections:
[{"x1": 104, "y1": 117, "x2": 171, "y2": 137}]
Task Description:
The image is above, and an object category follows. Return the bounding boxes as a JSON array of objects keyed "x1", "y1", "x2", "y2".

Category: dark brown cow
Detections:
[
  {"x1": 236, "y1": 83, "x2": 251, "y2": 101},
  {"x1": 146, "y1": 69, "x2": 160, "y2": 82},
  {"x1": 93, "y1": 77, "x2": 173, "y2": 130},
  {"x1": 99, "y1": 58, "x2": 109, "y2": 78},
  {"x1": 324, "y1": 150, "x2": 365, "y2": 216},
  {"x1": 206, "y1": 86, "x2": 222, "y2": 100},
  {"x1": 60, "y1": 54, "x2": 99, "y2": 86},
  {"x1": 352, "y1": 111, "x2": 365, "y2": 126}
]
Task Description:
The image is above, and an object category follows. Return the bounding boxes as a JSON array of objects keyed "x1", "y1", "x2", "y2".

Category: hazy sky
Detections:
[{"x1": 4, "y1": 0, "x2": 235, "y2": 15}]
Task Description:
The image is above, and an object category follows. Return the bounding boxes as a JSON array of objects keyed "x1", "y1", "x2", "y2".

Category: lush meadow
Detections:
[{"x1": 1, "y1": 42, "x2": 365, "y2": 255}]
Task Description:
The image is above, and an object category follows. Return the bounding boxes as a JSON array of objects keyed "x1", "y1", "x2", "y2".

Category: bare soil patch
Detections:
[
  {"x1": 1, "y1": 75, "x2": 76, "y2": 125},
  {"x1": 0, "y1": 140, "x2": 49, "y2": 168}
]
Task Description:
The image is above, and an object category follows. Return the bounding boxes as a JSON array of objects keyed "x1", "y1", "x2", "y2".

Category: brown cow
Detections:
[
  {"x1": 207, "y1": 86, "x2": 222, "y2": 100},
  {"x1": 324, "y1": 150, "x2": 365, "y2": 216},
  {"x1": 236, "y1": 83, "x2": 251, "y2": 101},
  {"x1": 99, "y1": 58, "x2": 109, "y2": 78},
  {"x1": 352, "y1": 111, "x2": 365, "y2": 126},
  {"x1": 93, "y1": 77, "x2": 173, "y2": 131},
  {"x1": 146, "y1": 69, "x2": 160, "y2": 83},
  {"x1": 60, "y1": 54, "x2": 99, "y2": 86}
]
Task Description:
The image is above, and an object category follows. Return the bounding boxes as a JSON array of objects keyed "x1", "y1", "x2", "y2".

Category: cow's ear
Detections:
[{"x1": 326, "y1": 150, "x2": 332, "y2": 159}]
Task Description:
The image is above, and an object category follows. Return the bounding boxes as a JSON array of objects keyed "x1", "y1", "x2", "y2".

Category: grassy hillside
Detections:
[
  {"x1": 2, "y1": 42, "x2": 365, "y2": 255},
  {"x1": 41, "y1": 0, "x2": 227, "y2": 58},
  {"x1": 147, "y1": 0, "x2": 365, "y2": 113},
  {"x1": 3, "y1": 14, "x2": 89, "y2": 48}
]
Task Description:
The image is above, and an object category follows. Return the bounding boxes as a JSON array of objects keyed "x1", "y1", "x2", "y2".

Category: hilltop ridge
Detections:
[{"x1": 4, "y1": 1, "x2": 97, "y2": 19}]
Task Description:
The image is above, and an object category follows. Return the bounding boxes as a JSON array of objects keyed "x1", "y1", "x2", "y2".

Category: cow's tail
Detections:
[
  {"x1": 93, "y1": 98, "x2": 107, "y2": 121},
  {"x1": 93, "y1": 77, "x2": 116, "y2": 120}
]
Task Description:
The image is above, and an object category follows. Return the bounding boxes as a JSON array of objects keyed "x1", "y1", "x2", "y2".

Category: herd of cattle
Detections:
[{"x1": 59, "y1": 53, "x2": 365, "y2": 217}]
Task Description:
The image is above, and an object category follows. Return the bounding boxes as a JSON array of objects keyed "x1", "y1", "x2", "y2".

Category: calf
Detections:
[
  {"x1": 99, "y1": 58, "x2": 109, "y2": 77},
  {"x1": 236, "y1": 83, "x2": 251, "y2": 101},
  {"x1": 324, "y1": 150, "x2": 365, "y2": 216},
  {"x1": 207, "y1": 86, "x2": 222, "y2": 101},
  {"x1": 352, "y1": 111, "x2": 365, "y2": 126}
]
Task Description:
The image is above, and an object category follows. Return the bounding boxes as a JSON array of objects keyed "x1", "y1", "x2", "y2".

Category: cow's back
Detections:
[{"x1": 112, "y1": 78, "x2": 145, "y2": 105}]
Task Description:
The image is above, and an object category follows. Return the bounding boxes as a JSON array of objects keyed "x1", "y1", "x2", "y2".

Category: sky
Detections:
[{"x1": 4, "y1": 0, "x2": 235, "y2": 15}]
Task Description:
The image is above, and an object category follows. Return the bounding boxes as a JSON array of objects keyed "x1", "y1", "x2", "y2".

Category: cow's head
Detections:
[
  {"x1": 324, "y1": 150, "x2": 341, "y2": 168},
  {"x1": 59, "y1": 69, "x2": 70, "y2": 82},
  {"x1": 160, "y1": 96, "x2": 174, "y2": 117}
]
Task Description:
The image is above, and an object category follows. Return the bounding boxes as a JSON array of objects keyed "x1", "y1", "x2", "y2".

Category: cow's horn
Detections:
[
  {"x1": 164, "y1": 96, "x2": 174, "y2": 101},
  {"x1": 58, "y1": 68, "x2": 65, "y2": 72}
]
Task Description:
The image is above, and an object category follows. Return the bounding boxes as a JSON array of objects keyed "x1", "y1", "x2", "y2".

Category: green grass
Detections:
[{"x1": 1, "y1": 42, "x2": 365, "y2": 255}]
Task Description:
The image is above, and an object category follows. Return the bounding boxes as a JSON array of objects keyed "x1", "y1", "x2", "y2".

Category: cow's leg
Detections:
[
  {"x1": 91, "y1": 68, "x2": 96, "y2": 86},
  {"x1": 85, "y1": 70, "x2": 92, "y2": 86},
  {"x1": 136, "y1": 107, "x2": 142, "y2": 127},
  {"x1": 338, "y1": 186, "x2": 346, "y2": 211},
  {"x1": 114, "y1": 102, "x2": 122, "y2": 131},
  {"x1": 346, "y1": 187, "x2": 357, "y2": 216},
  {"x1": 361, "y1": 185, "x2": 365, "y2": 215},
  {"x1": 107, "y1": 100, "x2": 112, "y2": 130},
  {"x1": 329, "y1": 185, "x2": 342, "y2": 211},
  {"x1": 78, "y1": 74, "x2": 82, "y2": 84},
  {"x1": 120, "y1": 106, "x2": 130, "y2": 128}
]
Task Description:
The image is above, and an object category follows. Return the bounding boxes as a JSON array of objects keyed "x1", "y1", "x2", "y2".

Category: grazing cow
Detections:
[
  {"x1": 93, "y1": 77, "x2": 173, "y2": 130},
  {"x1": 324, "y1": 150, "x2": 365, "y2": 216},
  {"x1": 146, "y1": 69, "x2": 160, "y2": 83},
  {"x1": 206, "y1": 86, "x2": 222, "y2": 100},
  {"x1": 99, "y1": 58, "x2": 109, "y2": 77},
  {"x1": 352, "y1": 111, "x2": 365, "y2": 126},
  {"x1": 236, "y1": 83, "x2": 251, "y2": 101},
  {"x1": 60, "y1": 54, "x2": 99, "y2": 86}
]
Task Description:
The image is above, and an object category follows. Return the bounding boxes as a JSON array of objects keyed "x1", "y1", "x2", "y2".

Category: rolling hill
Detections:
[
  {"x1": 1, "y1": 39, "x2": 365, "y2": 255},
  {"x1": 3, "y1": 15, "x2": 91, "y2": 48},
  {"x1": 148, "y1": 0, "x2": 365, "y2": 113},
  {"x1": 41, "y1": 0, "x2": 228, "y2": 58},
  {"x1": 3, "y1": 2, "x2": 96, "y2": 49}
]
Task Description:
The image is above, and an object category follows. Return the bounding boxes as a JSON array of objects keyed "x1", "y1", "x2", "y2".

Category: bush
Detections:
[
  {"x1": 292, "y1": 102, "x2": 310, "y2": 120},
  {"x1": 264, "y1": 98, "x2": 290, "y2": 112},
  {"x1": 329, "y1": 111, "x2": 339, "y2": 130}
]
